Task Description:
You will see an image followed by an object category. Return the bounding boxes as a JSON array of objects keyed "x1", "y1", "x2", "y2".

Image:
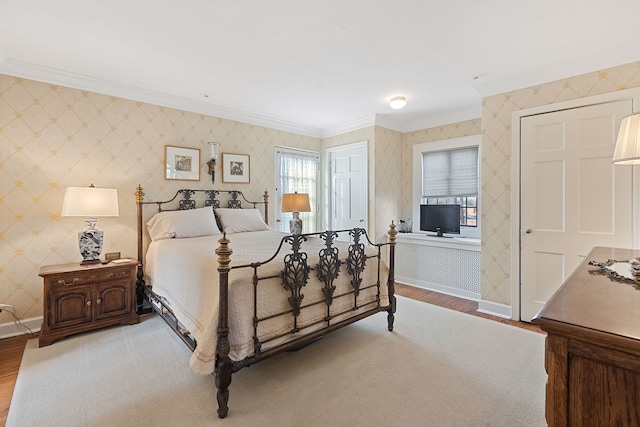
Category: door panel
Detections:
[
  {"x1": 520, "y1": 100, "x2": 633, "y2": 321},
  {"x1": 330, "y1": 144, "x2": 367, "y2": 231}
]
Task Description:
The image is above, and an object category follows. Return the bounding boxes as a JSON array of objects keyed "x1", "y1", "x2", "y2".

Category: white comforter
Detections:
[{"x1": 145, "y1": 229, "x2": 389, "y2": 375}]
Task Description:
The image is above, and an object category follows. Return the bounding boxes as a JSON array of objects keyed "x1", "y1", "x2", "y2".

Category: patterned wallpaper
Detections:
[
  {"x1": 0, "y1": 74, "x2": 322, "y2": 325},
  {"x1": 4, "y1": 59, "x2": 639, "y2": 328},
  {"x1": 374, "y1": 126, "x2": 404, "y2": 243}
]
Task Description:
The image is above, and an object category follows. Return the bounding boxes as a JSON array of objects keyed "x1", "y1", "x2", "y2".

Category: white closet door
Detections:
[{"x1": 520, "y1": 99, "x2": 633, "y2": 321}]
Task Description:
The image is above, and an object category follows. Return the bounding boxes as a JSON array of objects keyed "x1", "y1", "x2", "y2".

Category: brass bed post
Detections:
[
  {"x1": 135, "y1": 185, "x2": 146, "y2": 311},
  {"x1": 386, "y1": 221, "x2": 397, "y2": 331},
  {"x1": 214, "y1": 233, "x2": 233, "y2": 418},
  {"x1": 263, "y1": 188, "x2": 269, "y2": 225}
]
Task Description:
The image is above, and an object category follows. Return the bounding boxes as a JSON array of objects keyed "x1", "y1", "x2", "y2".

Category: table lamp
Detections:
[
  {"x1": 612, "y1": 112, "x2": 640, "y2": 165},
  {"x1": 61, "y1": 185, "x2": 120, "y2": 264},
  {"x1": 281, "y1": 192, "x2": 311, "y2": 234}
]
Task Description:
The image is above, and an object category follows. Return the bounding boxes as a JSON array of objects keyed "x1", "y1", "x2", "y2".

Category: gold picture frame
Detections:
[
  {"x1": 222, "y1": 153, "x2": 250, "y2": 183},
  {"x1": 165, "y1": 145, "x2": 200, "y2": 181}
]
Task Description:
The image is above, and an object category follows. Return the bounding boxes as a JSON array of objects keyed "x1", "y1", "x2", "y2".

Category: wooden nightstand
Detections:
[{"x1": 38, "y1": 260, "x2": 139, "y2": 347}]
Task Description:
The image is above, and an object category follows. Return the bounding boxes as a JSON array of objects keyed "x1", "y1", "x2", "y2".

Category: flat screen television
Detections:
[{"x1": 420, "y1": 204, "x2": 461, "y2": 237}]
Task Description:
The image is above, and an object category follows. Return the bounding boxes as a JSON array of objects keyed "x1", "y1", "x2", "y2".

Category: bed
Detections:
[{"x1": 134, "y1": 185, "x2": 397, "y2": 418}]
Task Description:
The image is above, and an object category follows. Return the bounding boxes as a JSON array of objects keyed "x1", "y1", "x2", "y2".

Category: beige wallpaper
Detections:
[
  {"x1": 481, "y1": 60, "x2": 640, "y2": 305},
  {"x1": 374, "y1": 126, "x2": 404, "y2": 243},
  {"x1": 0, "y1": 74, "x2": 322, "y2": 325},
  {"x1": 4, "y1": 59, "x2": 639, "y2": 328}
]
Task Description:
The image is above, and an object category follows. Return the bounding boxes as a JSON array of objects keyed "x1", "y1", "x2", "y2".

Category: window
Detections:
[
  {"x1": 412, "y1": 135, "x2": 480, "y2": 239},
  {"x1": 274, "y1": 148, "x2": 319, "y2": 233},
  {"x1": 421, "y1": 146, "x2": 478, "y2": 227}
]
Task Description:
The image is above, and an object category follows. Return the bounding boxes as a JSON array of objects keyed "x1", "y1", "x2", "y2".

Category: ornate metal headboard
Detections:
[{"x1": 135, "y1": 185, "x2": 269, "y2": 269}]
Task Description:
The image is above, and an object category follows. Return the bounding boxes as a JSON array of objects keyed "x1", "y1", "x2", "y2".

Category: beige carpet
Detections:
[{"x1": 7, "y1": 296, "x2": 546, "y2": 427}]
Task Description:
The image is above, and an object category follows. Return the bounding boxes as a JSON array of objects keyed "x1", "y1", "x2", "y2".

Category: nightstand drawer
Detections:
[{"x1": 48, "y1": 267, "x2": 132, "y2": 288}]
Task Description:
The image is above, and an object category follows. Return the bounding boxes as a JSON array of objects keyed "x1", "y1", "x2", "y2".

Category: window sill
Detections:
[{"x1": 395, "y1": 232, "x2": 481, "y2": 251}]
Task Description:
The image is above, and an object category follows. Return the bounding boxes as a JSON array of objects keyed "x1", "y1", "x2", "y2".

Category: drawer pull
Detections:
[
  {"x1": 58, "y1": 278, "x2": 79, "y2": 286},
  {"x1": 108, "y1": 271, "x2": 127, "y2": 278}
]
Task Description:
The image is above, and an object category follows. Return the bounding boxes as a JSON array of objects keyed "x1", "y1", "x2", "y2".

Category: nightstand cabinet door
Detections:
[
  {"x1": 39, "y1": 261, "x2": 139, "y2": 347},
  {"x1": 49, "y1": 285, "x2": 93, "y2": 328},
  {"x1": 95, "y1": 279, "x2": 131, "y2": 320}
]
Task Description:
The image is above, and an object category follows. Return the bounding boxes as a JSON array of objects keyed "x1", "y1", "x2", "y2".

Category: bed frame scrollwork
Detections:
[{"x1": 135, "y1": 185, "x2": 396, "y2": 419}]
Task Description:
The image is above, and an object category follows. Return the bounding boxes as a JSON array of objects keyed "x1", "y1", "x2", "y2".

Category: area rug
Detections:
[{"x1": 7, "y1": 296, "x2": 546, "y2": 427}]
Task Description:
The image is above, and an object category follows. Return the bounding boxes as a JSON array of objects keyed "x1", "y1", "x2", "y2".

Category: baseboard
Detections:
[
  {"x1": 477, "y1": 299, "x2": 512, "y2": 319},
  {"x1": 395, "y1": 277, "x2": 480, "y2": 301},
  {"x1": 0, "y1": 316, "x2": 42, "y2": 339}
]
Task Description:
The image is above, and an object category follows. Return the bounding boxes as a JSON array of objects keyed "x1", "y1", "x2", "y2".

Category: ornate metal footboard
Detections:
[
  {"x1": 134, "y1": 186, "x2": 396, "y2": 419},
  {"x1": 214, "y1": 225, "x2": 397, "y2": 417}
]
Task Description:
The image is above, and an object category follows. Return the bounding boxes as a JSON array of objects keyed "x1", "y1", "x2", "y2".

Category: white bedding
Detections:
[{"x1": 145, "y1": 229, "x2": 389, "y2": 375}]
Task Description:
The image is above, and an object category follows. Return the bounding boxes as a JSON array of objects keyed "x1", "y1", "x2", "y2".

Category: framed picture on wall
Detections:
[
  {"x1": 222, "y1": 153, "x2": 250, "y2": 183},
  {"x1": 165, "y1": 145, "x2": 200, "y2": 181}
]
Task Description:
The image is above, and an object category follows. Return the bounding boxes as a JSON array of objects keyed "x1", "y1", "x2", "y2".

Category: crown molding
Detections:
[
  {"x1": 473, "y1": 42, "x2": 640, "y2": 98},
  {"x1": 319, "y1": 115, "x2": 377, "y2": 138},
  {"x1": 0, "y1": 57, "x2": 486, "y2": 140},
  {"x1": 0, "y1": 57, "x2": 324, "y2": 138},
  {"x1": 376, "y1": 106, "x2": 481, "y2": 133},
  {"x1": 372, "y1": 114, "x2": 405, "y2": 133},
  {"x1": 402, "y1": 106, "x2": 482, "y2": 132}
]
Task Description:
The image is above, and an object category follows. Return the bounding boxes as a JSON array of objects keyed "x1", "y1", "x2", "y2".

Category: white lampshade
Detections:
[
  {"x1": 281, "y1": 193, "x2": 311, "y2": 213},
  {"x1": 62, "y1": 186, "x2": 119, "y2": 217},
  {"x1": 390, "y1": 96, "x2": 406, "y2": 110},
  {"x1": 612, "y1": 113, "x2": 640, "y2": 164},
  {"x1": 62, "y1": 185, "x2": 119, "y2": 264}
]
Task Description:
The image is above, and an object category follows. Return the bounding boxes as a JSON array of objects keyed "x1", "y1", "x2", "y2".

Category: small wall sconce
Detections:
[{"x1": 207, "y1": 142, "x2": 220, "y2": 183}]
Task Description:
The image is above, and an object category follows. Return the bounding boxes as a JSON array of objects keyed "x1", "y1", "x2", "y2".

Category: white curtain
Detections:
[{"x1": 274, "y1": 148, "x2": 319, "y2": 233}]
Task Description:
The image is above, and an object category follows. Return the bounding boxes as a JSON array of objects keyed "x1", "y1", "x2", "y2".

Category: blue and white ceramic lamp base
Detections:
[{"x1": 78, "y1": 229, "x2": 103, "y2": 264}]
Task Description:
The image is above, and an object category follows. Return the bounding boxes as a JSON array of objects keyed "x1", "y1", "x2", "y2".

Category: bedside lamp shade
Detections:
[
  {"x1": 62, "y1": 187, "x2": 120, "y2": 217},
  {"x1": 612, "y1": 113, "x2": 640, "y2": 164},
  {"x1": 62, "y1": 185, "x2": 119, "y2": 264},
  {"x1": 281, "y1": 192, "x2": 311, "y2": 234}
]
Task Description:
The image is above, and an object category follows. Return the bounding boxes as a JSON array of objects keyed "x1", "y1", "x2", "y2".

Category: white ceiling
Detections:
[{"x1": 2, "y1": 0, "x2": 640, "y2": 137}]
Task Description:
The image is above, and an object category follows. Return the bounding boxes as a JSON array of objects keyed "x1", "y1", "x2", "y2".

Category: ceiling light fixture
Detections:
[{"x1": 390, "y1": 96, "x2": 406, "y2": 110}]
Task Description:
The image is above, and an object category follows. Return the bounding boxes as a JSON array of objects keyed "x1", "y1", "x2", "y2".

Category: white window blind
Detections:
[
  {"x1": 274, "y1": 148, "x2": 319, "y2": 233},
  {"x1": 422, "y1": 147, "x2": 478, "y2": 197}
]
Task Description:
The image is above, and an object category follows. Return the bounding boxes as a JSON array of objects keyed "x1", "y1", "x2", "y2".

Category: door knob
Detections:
[{"x1": 526, "y1": 229, "x2": 532, "y2": 234}]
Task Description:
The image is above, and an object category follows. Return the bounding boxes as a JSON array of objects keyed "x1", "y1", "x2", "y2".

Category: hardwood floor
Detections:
[
  {"x1": 0, "y1": 333, "x2": 35, "y2": 426},
  {"x1": 0, "y1": 284, "x2": 542, "y2": 426},
  {"x1": 394, "y1": 283, "x2": 543, "y2": 333}
]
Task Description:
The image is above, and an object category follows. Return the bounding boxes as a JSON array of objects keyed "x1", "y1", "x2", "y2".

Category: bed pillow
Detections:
[
  {"x1": 146, "y1": 206, "x2": 221, "y2": 241},
  {"x1": 215, "y1": 208, "x2": 269, "y2": 234}
]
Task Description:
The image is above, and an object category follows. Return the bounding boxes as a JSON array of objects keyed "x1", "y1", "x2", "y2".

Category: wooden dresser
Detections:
[
  {"x1": 39, "y1": 260, "x2": 139, "y2": 347},
  {"x1": 532, "y1": 246, "x2": 640, "y2": 427}
]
